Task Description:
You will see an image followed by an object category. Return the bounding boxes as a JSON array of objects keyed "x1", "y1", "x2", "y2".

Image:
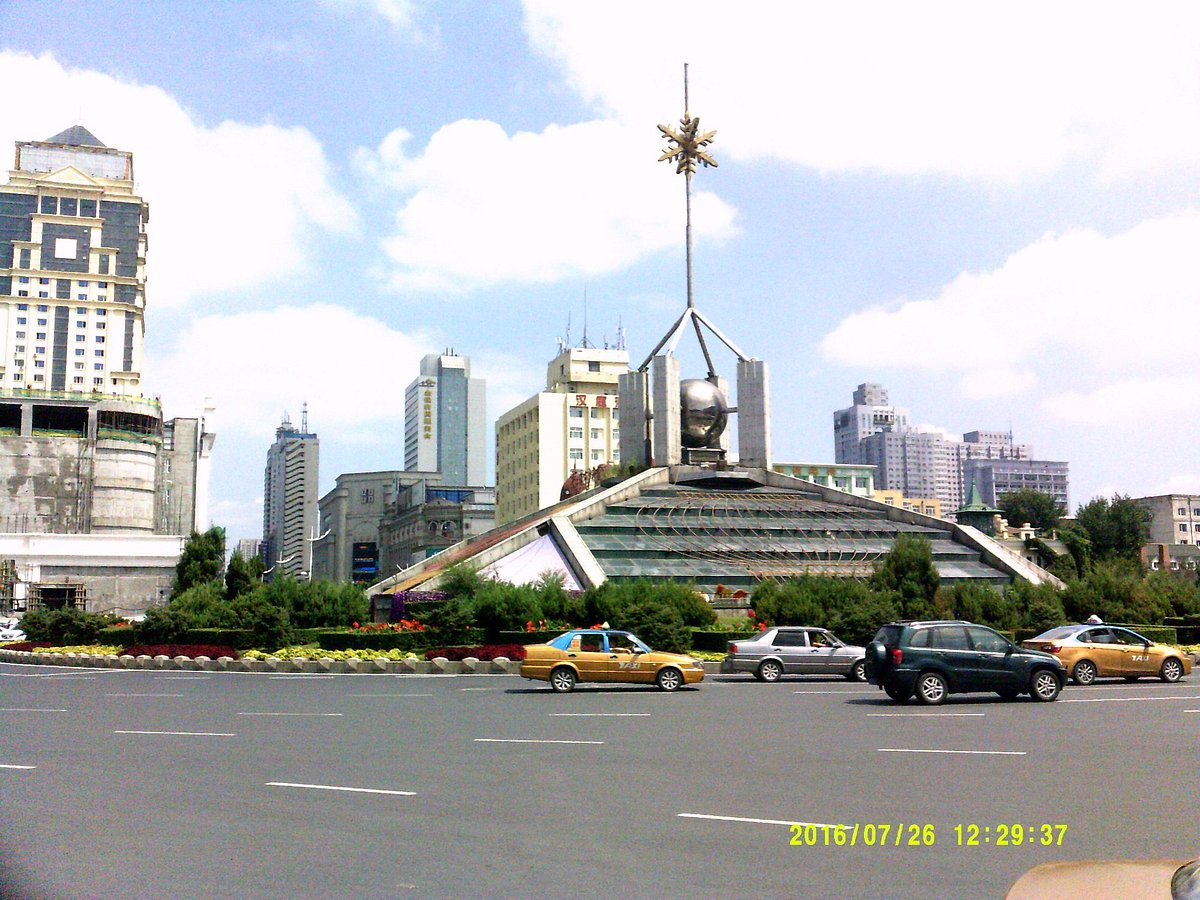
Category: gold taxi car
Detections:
[
  {"x1": 1021, "y1": 624, "x2": 1193, "y2": 685},
  {"x1": 519, "y1": 629, "x2": 705, "y2": 692}
]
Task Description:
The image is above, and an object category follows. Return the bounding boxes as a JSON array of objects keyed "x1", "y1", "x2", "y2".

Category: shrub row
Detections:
[
  {"x1": 423, "y1": 644, "x2": 526, "y2": 661},
  {"x1": 318, "y1": 629, "x2": 484, "y2": 652},
  {"x1": 121, "y1": 644, "x2": 240, "y2": 660}
]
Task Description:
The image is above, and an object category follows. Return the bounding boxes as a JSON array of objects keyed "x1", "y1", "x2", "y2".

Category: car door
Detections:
[
  {"x1": 804, "y1": 629, "x2": 847, "y2": 676},
  {"x1": 1111, "y1": 628, "x2": 1155, "y2": 676},
  {"x1": 929, "y1": 625, "x2": 979, "y2": 689},
  {"x1": 772, "y1": 629, "x2": 809, "y2": 674},
  {"x1": 608, "y1": 631, "x2": 653, "y2": 684},
  {"x1": 966, "y1": 625, "x2": 1020, "y2": 691},
  {"x1": 1079, "y1": 628, "x2": 1124, "y2": 677},
  {"x1": 567, "y1": 632, "x2": 611, "y2": 683}
]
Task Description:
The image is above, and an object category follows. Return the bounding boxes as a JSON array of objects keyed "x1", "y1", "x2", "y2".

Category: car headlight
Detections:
[{"x1": 692, "y1": 658, "x2": 705, "y2": 668}]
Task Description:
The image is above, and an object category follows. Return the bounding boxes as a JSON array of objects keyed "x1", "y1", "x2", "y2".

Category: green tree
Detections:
[
  {"x1": 871, "y1": 533, "x2": 941, "y2": 620},
  {"x1": 224, "y1": 552, "x2": 257, "y2": 601},
  {"x1": 1006, "y1": 580, "x2": 1067, "y2": 633},
  {"x1": 999, "y1": 489, "x2": 1063, "y2": 532},
  {"x1": 1054, "y1": 522, "x2": 1092, "y2": 579},
  {"x1": 290, "y1": 581, "x2": 368, "y2": 629},
  {"x1": 172, "y1": 527, "x2": 226, "y2": 599},
  {"x1": 1073, "y1": 495, "x2": 1150, "y2": 563}
]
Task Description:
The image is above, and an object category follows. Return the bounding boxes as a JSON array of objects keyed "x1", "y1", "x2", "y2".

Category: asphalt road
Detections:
[{"x1": 1, "y1": 662, "x2": 1197, "y2": 899}]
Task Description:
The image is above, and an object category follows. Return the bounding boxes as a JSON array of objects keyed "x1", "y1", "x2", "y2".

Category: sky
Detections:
[{"x1": 2, "y1": 1, "x2": 1199, "y2": 545}]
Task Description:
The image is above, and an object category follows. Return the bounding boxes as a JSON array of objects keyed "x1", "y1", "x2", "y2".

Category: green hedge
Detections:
[
  {"x1": 186, "y1": 628, "x2": 257, "y2": 650},
  {"x1": 1110, "y1": 624, "x2": 1177, "y2": 644},
  {"x1": 99, "y1": 626, "x2": 137, "y2": 647},
  {"x1": 498, "y1": 630, "x2": 563, "y2": 645},
  {"x1": 318, "y1": 628, "x2": 483, "y2": 652},
  {"x1": 690, "y1": 631, "x2": 746, "y2": 652}
]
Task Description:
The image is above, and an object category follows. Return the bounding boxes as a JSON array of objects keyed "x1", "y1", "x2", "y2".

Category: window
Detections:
[
  {"x1": 74, "y1": 362, "x2": 83, "y2": 370},
  {"x1": 54, "y1": 238, "x2": 77, "y2": 259},
  {"x1": 569, "y1": 427, "x2": 583, "y2": 439},
  {"x1": 34, "y1": 359, "x2": 44, "y2": 367},
  {"x1": 35, "y1": 333, "x2": 45, "y2": 340},
  {"x1": 76, "y1": 321, "x2": 85, "y2": 329},
  {"x1": 14, "y1": 347, "x2": 23, "y2": 354},
  {"x1": 17, "y1": 291, "x2": 27, "y2": 297},
  {"x1": 60, "y1": 198, "x2": 77, "y2": 216},
  {"x1": 93, "y1": 377, "x2": 103, "y2": 386},
  {"x1": 33, "y1": 374, "x2": 43, "y2": 382},
  {"x1": 99, "y1": 282, "x2": 107, "y2": 289},
  {"x1": 590, "y1": 408, "x2": 602, "y2": 419},
  {"x1": 591, "y1": 450, "x2": 602, "y2": 462},
  {"x1": 569, "y1": 407, "x2": 583, "y2": 418},
  {"x1": 79, "y1": 280, "x2": 89, "y2": 287},
  {"x1": 16, "y1": 304, "x2": 27, "y2": 311},
  {"x1": 95, "y1": 336, "x2": 105, "y2": 343},
  {"x1": 94, "y1": 349, "x2": 104, "y2": 357},
  {"x1": 17, "y1": 276, "x2": 28, "y2": 284},
  {"x1": 79, "y1": 199, "x2": 96, "y2": 217},
  {"x1": 36, "y1": 319, "x2": 46, "y2": 326},
  {"x1": 1179, "y1": 507, "x2": 1187, "y2": 516},
  {"x1": 96, "y1": 309, "x2": 106, "y2": 316},
  {"x1": 74, "y1": 349, "x2": 84, "y2": 356},
  {"x1": 77, "y1": 294, "x2": 87, "y2": 301},
  {"x1": 73, "y1": 376, "x2": 83, "y2": 385},
  {"x1": 38, "y1": 291, "x2": 47, "y2": 298},
  {"x1": 17, "y1": 317, "x2": 26, "y2": 324},
  {"x1": 96, "y1": 322, "x2": 105, "y2": 330},
  {"x1": 93, "y1": 363, "x2": 103, "y2": 370},
  {"x1": 11, "y1": 373, "x2": 20, "y2": 381},
  {"x1": 588, "y1": 361, "x2": 600, "y2": 372},
  {"x1": 75, "y1": 335, "x2": 85, "y2": 342},
  {"x1": 37, "y1": 305, "x2": 47, "y2": 312},
  {"x1": 76, "y1": 307, "x2": 86, "y2": 314},
  {"x1": 99, "y1": 255, "x2": 110, "y2": 275},
  {"x1": 568, "y1": 448, "x2": 583, "y2": 460},
  {"x1": 591, "y1": 428, "x2": 601, "y2": 440},
  {"x1": 14, "y1": 332, "x2": 23, "y2": 339}
]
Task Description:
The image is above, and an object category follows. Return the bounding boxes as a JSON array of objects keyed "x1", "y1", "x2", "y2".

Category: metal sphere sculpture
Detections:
[{"x1": 680, "y1": 378, "x2": 728, "y2": 448}]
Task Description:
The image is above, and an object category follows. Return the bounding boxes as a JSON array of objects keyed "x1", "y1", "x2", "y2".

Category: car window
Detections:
[
  {"x1": 1033, "y1": 627, "x2": 1078, "y2": 640},
  {"x1": 966, "y1": 626, "x2": 1009, "y2": 653},
  {"x1": 1083, "y1": 628, "x2": 1115, "y2": 644},
  {"x1": 1112, "y1": 629, "x2": 1148, "y2": 646},
  {"x1": 931, "y1": 626, "x2": 971, "y2": 650},
  {"x1": 774, "y1": 631, "x2": 807, "y2": 647},
  {"x1": 873, "y1": 625, "x2": 903, "y2": 645},
  {"x1": 909, "y1": 629, "x2": 931, "y2": 649},
  {"x1": 810, "y1": 631, "x2": 835, "y2": 647},
  {"x1": 577, "y1": 633, "x2": 604, "y2": 652}
]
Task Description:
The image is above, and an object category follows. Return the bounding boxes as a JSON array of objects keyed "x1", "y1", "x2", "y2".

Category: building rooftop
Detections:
[{"x1": 44, "y1": 125, "x2": 108, "y2": 148}]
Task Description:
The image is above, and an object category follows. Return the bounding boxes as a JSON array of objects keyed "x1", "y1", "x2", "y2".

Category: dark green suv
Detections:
[{"x1": 865, "y1": 620, "x2": 1065, "y2": 704}]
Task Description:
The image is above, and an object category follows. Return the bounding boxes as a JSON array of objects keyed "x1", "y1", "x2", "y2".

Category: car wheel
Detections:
[
  {"x1": 656, "y1": 667, "x2": 683, "y2": 692},
  {"x1": 549, "y1": 666, "x2": 576, "y2": 693},
  {"x1": 757, "y1": 660, "x2": 783, "y2": 683},
  {"x1": 884, "y1": 682, "x2": 910, "y2": 702},
  {"x1": 996, "y1": 688, "x2": 1020, "y2": 701},
  {"x1": 1160, "y1": 657, "x2": 1184, "y2": 683},
  {"x1": 1072, "y1": 659, "x2": 1097, "y2": 686},
  {"x1": 847, "y1": 659, "x2": 867, "y2": 682},
  {"x1": 1030, "y1": 669, "x2": 1061, "y2": 702},
  {"x1": 915, "y1": 672, "x2": 947, "y2": 705}
]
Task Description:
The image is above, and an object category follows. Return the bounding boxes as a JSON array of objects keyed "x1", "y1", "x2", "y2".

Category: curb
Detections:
[
  {"x1": 0, "y1": 648, "x2": 524, "y2": 675},
  {"x1": 0, "y1": 647, "x2": 725, "y2": 676}
]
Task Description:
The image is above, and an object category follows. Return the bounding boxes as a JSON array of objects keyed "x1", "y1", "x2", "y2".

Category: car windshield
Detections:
[
  {"x1": 1032, "y1": 627, "x2": 1079, "y2": 641},
  {"x1": 873, "y1": 625, "x2": 904, "y2": 645}
]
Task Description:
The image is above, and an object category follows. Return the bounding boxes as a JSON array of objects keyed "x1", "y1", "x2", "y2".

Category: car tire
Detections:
[
  {"x1": 1160, "y1": 657, "x2": 1184, "y2": 683},
  {"x1": 1030, "y1": 669, "x2": 1061, "y2": 702},
  {"x1": 1072, "y1": 659, "x2": 1097, "y2": 686},
  {"x1": 847, "y1": 659, "x2": 867, "y2": 682},
  {"x1": 915, "y1": 672, "x2": 947, "y2": 705},
  {"x1": 996, "y1": 688, "x2": 1020, "y2": 701},
  {"x1": 884, "y1": 682, "x2": 910, "y2": 702},
  {"x1": 757, "y1": 660, "x2": 783, "y2": 683},
  {"x1": 656, "y1": 667, "x2": 683, "y2": 692},
  {"x1": 549, "y1": 666, "x2": 576, "y2": 693}
]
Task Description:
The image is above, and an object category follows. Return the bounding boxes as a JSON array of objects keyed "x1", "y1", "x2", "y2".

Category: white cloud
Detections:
[
  {"x1": 1147, "y1": 474, "x2": 1200, "y2": 496},
  {"x1": 0, "y1": 51, "x2": 358, "y2": 307},
  {"x1": 523, "y1": 1, "x2": 1200, "y2": 181},
  {"x1": 318, "y1": 0, "x2": 438, "y2": 44},
  {"x1": 820, "y1": 211, "x2": 1200, "y2": 403},
  {"x1": 145, "y1": 304, "x2": 435, "y2": 436},
  {"x1": 1041, "y1": 377, "x2": 1200, "y2": 426},
  {"x1": 356, "y1": 119, "x2": 738, "y2": 292}
]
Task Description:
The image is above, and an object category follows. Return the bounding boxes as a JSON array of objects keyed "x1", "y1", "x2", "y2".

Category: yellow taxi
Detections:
[
  {"x1": 519, "y1": 629, "x2": 705, "y2": 692},
  {"x1": 1021, "y1": 623, "x2": 1193, "y2": 685}
]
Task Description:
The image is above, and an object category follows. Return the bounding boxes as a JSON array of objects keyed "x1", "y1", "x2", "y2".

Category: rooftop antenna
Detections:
[
  {"x1": 642, "y1": 62, "x2": 747, "y2": 375},
  {"x1": 580, "y1": 289, "x2": 594, "y2": 349},
  {"x1": 616, "y1": 316, "x2": 626, "y2": 351},
  {"x1": 301, "y1": 401, "x2": 308, "y2": 434}
]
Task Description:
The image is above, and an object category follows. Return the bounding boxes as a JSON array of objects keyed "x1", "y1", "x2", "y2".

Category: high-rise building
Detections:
[
  {"x1": 834, "y1": 384, "x2": 1067, "y2": 517},
  {"x1": 262, "y1": 409, "x2": 319, "y2": 578},
  {"x1": 495, "y1": 345, "x2": 628, "y2": 525},
  {"x1": 404, "y1": 352, "x2": 486, "y2": 486},
  {"x1": 0, "y1": 127, "x2": 215, "y2": 616}
]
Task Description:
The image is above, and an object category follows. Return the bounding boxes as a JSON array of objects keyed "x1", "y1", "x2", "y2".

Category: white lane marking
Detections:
[
  {"x1": 878, "y1": 748, "x2": 1025, "y2": 756},
  {"x1": 267, "y1": 675, "x2": 335, "y2": 679},
  {"x1": 267, "y1": 782, "x2": 415, "y2": 796},
  {"x1": 350, "y1": 694, "x2": 434, "y2": 698},
  {"x1": 237, "y1": 712, "x2": 344, "y2": 717},
  {"x1": 679, "y1": 813, "x2": 842, "y2": 828},
  {"x1": 155, "y1": 676, "x2": 212, "y2": 680},
  {"x1": 793, "y1": 690, "x2": 875, "y2": 694},
  {"x1": 0, "y1": 764, "x2": 36, "y2": 770},
  {"x1": 460, "y1": 687, "x2": 494, "y2": 692},
  {"x1": 114, "y1": 730, "x2": 236, "y2": 737},
  {"x1": 548, "y1": 713, "x2": 651, "y2": 717},
  {"x1": 475, "y1": 738, "x2": 604, "y2": 745},
  {"x1": 105, "y1": 693, "x2": 186, "y2": 698},
  {"x1": 0, "y1": 708, "x2": 68, "y2": 713},
  {"x1": 867, "y1": 713, "x2": 985, "y2": 717},
  {"x1": 1061, "y1": 694, "x2": 1200, "y2": 703},
  {"x1": 1, "y1": 673, "x2": 97, "y2": 679}
]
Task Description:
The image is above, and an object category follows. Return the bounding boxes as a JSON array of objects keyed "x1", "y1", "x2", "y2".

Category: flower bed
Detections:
[
  {"x1": 423, "y1": 644, "x2": 526, "y2": 662},
  {"x1": 120, "y1": 644, "x2": 240, "y2": 660}
]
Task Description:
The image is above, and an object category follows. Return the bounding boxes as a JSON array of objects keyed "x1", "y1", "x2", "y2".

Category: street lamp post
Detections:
[{"x1": 305, "y1": 525, "x2": 331, "y2": 582}]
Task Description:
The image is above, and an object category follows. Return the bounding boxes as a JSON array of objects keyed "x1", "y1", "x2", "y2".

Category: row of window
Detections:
[
  {"x1": 14, "y1": 244, "x2": 116, "y2": 276},
  {"x1": 39, "y1": 195, "x2": 99, "y2": 218},
  {"x1": 11, "y1": 360, "x2": 107, "y2": 368},
  {"x1": 568, "y1": 407, "x2": 618, "y2": 420},
  {"x1": 1177, "y1": 507, "x2": 1200, "y2": 517}
]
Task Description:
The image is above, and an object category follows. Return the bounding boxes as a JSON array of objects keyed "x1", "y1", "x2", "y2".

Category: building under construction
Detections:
[{"x1": 0, "y1": 127, "x2": 215, "y2": 616}]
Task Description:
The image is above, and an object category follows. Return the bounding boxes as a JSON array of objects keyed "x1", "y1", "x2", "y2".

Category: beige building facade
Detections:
[{"x1": 495, "y1": 346, "x2": 627, "y2": 525}]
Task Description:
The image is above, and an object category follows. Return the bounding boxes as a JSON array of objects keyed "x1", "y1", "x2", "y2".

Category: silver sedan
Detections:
[{"x1": 720, "y1": 626, "x2": 867, "y2": 682}]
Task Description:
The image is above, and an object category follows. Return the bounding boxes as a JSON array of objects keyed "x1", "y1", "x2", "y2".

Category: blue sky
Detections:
[{"x1": 3, "y1": 1, "x2": 1200, "y2": 545}]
